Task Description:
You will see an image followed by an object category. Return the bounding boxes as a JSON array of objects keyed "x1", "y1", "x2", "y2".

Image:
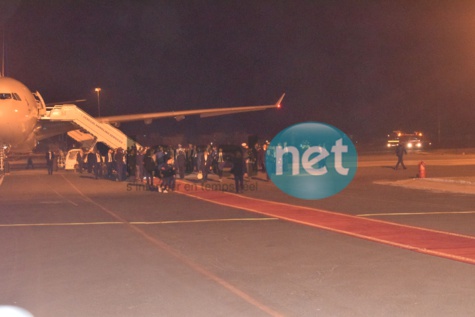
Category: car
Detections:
[{"x1": 404, "y1": 136, "x2": 424, "y2": 149}]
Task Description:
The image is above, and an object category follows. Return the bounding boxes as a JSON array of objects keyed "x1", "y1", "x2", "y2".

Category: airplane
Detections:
[{"x1": 0, "y1": 76, "x2": 284, "y2": 157}]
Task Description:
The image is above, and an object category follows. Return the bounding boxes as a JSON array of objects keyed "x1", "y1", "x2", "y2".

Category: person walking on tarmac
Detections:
[
  {"x1": 45, "y1": 148, "x2": 55, "y2": 175},
  {"x1": 394, "y1": 143, "x2": 407, "y2": 170}
]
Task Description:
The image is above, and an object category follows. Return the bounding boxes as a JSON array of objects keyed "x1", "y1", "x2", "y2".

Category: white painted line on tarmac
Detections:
[
  {"x1": 131, "y1": 218, "x2": 279, "y2": 225},
  {"x1": 52, "y1": 189, "x2": 80, "y2": 206},
  {"x1": 358, "y1": 210, "x2": 475, "y2": 217},
  {"x1": 0, "y1": 218, "x2": 279, "y2": 228},
  {"x1": 0, "y1": 222, "x2": 122, "y2": 227}
]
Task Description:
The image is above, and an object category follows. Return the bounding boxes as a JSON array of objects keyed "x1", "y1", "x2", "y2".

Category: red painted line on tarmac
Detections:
[
  {"x1": 176, "y1": 181, "x2": 475, "y2": 265},
  {"x1": 62, "y1": 175, "x2": 285, "y2": 317}
]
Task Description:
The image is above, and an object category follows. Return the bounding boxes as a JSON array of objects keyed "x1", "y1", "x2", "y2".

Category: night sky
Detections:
[{"x1": 2, "y1": 1, "x2": 475, "y2": 144}]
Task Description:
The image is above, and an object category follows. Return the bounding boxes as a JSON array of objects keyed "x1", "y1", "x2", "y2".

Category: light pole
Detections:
[{"x1": 94, "y1": 87, "x2": 101, "y2": 117}]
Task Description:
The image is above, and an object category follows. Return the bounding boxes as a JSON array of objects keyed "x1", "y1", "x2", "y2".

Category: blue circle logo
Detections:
[{"x1": 266, "y1": 122, "x2": 357, "y2": 200}]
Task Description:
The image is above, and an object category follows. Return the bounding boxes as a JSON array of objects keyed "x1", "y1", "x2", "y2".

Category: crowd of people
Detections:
[{"x1": 74, "y1": 142, "x2": 271, "y2": 193}]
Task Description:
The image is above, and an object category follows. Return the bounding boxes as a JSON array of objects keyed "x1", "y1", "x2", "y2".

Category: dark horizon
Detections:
[{"x1": 2, "y1": 1, "x2": 475, "y2": 146}]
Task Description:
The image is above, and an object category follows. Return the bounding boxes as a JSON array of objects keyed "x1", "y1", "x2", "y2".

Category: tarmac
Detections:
[
  {"x1": 1, "y1": 151, "x2": 475, "y2": 316},
  {"x1": 376, "y1": 176, "x2": 475, "y2": 195}
]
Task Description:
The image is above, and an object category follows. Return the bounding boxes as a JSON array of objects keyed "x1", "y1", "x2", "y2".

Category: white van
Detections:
[{"x1": 65, "y1": 149, "x2": 81, "y2": 171}]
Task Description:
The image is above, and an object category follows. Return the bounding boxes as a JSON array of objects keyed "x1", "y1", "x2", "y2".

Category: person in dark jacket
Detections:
[
  {"x1": 202, "y1": 147, "x2": 214, "y2": 182},
  {"x1": 175, "y1": 144, "x2": 186, "y2": 179},
  {"x1": 26, "y1": 153, "x2": 34, "y2": 169},
  {"x1": 230, "y1": 151, "x2": 245, "y2": 193},
  {"x1": 115, "y1": 148, "x2": 125, "y2": 181},
  {"x1": 45, "y1": 149, "x2": 55, "y2": 175},
  {"x1": 76, "y1": 149, "x2": 85, "y2": 174},
  {"x1": 160, "y1": 158, "x2": 176, "y2": 193},
  {"x1": 394, "y1": 143, "x2": 407, "y2": 170},
  {"x1": 135, "y1": 148, "x2": 144, "y2": 182},
  {"x1": 143, "y1": 148, "x2": 156, "y2": 189},
  {"x1": 105, "y1": 149, "x2": 114, "y2": 179},
  {"x1": 94, "y1": 150, "x2": 103, "y2": 179}
]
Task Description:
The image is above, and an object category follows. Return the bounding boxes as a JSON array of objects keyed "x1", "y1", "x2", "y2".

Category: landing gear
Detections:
[
  {"x1": 0, "y1": 147, "x2": 5, "y2": 175},
  {"x1": 0, "y1": 145, "x2": 10, "y2": 175}
]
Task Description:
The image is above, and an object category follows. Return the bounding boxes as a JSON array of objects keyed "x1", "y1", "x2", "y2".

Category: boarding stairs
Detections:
[{"x1": 42, "y1": 104, "x2": 140, "y2": 150}]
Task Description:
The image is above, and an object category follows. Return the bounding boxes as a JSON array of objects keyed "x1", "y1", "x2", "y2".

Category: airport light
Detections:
[{"x1": 95, "y1": 87, "x2": 101, "y2": 117}]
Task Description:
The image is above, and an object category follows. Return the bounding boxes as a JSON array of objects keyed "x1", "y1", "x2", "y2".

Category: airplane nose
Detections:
[{"x1": 0, "y1": 101, "x2": 28, "y2": 144}]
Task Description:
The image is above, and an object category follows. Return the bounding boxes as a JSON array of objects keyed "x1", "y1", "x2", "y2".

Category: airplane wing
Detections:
[
  {"x1": 97, "y1": 94, "x2": 284, "y2": 124},
  {"x1": 35, "y1": 121, "x2": 78, "y2": 141},
  {"x1": 27, "y1": 94, "x2": 284, "y2": 151}
]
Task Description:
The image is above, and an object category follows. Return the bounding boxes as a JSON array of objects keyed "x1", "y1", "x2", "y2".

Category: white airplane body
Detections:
[
  {"x1": 0, "y1": 76, "x2": 283, "y2": 153},
  {"x1": 0, "y1": 77, "x2": 44, "y2": 151}
]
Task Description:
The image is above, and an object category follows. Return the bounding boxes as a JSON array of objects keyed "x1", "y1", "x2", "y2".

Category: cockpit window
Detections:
[
  {"x1": 12, "y1": 93, "x2": 22, "y2": 101},
  {"x1": 0, "y1": 93, "x2": 12, "y2": 100}
]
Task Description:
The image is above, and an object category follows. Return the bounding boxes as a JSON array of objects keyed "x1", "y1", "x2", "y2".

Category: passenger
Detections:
[
  {"x1": 241, "y1": 143, "x2": 249, "y2": 178},
  {"x1": 87, "y1": 150, "x2": 95, "y2": 173},
  {"x1": 26, "y1": 153, "x2": 34, "y2": 169},
  {"x1": 76, "y1": 149, "x2": 84, "y2": 173},
  {"x1": 202, "y1": 147, "x2": 213, "y2": 182},
  {"x1": 155, "y1": 146, "x2": 166, "y2": 175},
  {"x1": 136, "y1": 147, "x2": 144, "y2": 182},
  {"x1": 115, "y1": 148, "x2": 125, "y2": 181},
  {"x1": 210, "y1": 145, "x2": 219, "y2": 174},
  {"x1": 122, "y1": 150, "x2": 128, "y2": 179},
  {"x1": 261, "y1": 143, "x2": 270, "y2": 181},
  {"x1": 176, "y1": 144, "x2": 186, "y2": 179},
  {"x1": 192, "y1": 145, "x2": 198, "y2": 172},
  {"x1": 217, "y1": 148, "x2": 224, "y2": 182},
  {"x1": 143, "y1": 148, "x2": 156, "y2": 189},
  {"x1": 95, "y1": 150, "x2": 103, "y2": 179},
  {"x1": 257, "y1": 143, "x2": 266, "y2": 172},
  {"x1": 252, "y1": 143, "x2": 260, "y2": 174},
  {"x1": 54, "y1": 150, "x2": 63, "y2": 171},
  {"x1": 246, "y1": 144, "x2": 257, "y2": 179},
  {"x1": 197, "y1": 146, "x2": 204, "y2": 174},
  {"x1": 45, "y1": 148, "x2": 55, "y2": 175},
  {"x1": 128, "y1": 146, "x2": 137, "y2": 180},
  {"x1": 185, "y1": 143, "x2": 194, "y2": 173},
  {"x1": 160, "y1": 157, "x2": 176, "y2": 193},
  {"x1": 106, "y1": 149, "x2": 114, "y2": 179},
  {"x1": 230, "y1": 151, "x2": 245, "y2": 193}
]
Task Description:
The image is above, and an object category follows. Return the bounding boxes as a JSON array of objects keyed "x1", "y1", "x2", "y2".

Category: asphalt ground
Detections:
[{"x1": 1, "y1": 150, "x2": 475, "y2": 317}]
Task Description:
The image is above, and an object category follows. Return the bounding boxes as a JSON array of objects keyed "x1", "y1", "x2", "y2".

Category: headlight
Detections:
[
  {"x1": 416, "y1": 143, "x2": 422, "y2": 148},
  {"x1": 407, "y1": 143, "x2": 413, "y2": 148}
]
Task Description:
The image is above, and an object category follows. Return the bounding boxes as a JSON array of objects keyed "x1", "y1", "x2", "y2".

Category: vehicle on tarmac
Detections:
[
  {"x1": 386, "y1": 131, "x2": 430, "y2": 150},
  {"x1": 65, "y1": 149, "x2": 81, "y2": 170}
]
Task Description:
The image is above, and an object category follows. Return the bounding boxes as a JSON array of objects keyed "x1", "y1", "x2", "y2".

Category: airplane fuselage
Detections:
[
  {"x1": 0, "y1": 77, "x2": 40, "y2": 151},
  {"x1": 0, "y1": 76, "x2": 282, "y2": 155}
]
